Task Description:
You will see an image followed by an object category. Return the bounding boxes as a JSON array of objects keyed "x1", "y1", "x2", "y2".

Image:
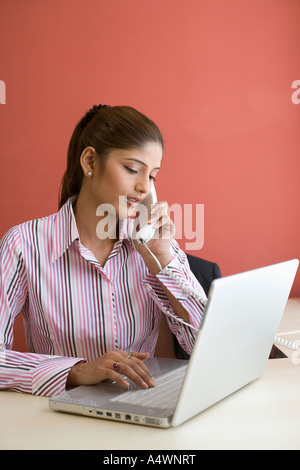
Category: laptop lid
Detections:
[
  {"x1": 49, "y1": 259, "x2": 298, "y2": 427},
  {"x1": 172, "y1": 259, "x2": 299, "y2": 426}
]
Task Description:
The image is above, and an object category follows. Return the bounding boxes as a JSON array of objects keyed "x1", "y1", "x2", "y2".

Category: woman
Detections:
[{"x1": 0, "y1": 105, "x2": 207, "y2": 397}]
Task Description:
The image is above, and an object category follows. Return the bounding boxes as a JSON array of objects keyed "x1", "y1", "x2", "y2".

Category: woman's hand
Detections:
[
  {"x1": 148, "y1": 200, "x2": 175, "y2": 253},
  {"x1": 66, "y1": 350, "x2": 155, "y2": 389},
  {"x1": 134, "y1": 200, "x2": 175, "y2": 274}
]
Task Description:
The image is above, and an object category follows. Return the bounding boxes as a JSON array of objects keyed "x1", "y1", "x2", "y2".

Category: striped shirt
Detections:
[{"x1": 0, "y1": 197, "x2": 206, "y2": 397}]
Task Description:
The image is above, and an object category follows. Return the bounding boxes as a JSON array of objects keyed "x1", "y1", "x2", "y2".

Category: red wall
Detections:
[{"x1": 1, "y1": 1, "x2": 300, "y2": 348}]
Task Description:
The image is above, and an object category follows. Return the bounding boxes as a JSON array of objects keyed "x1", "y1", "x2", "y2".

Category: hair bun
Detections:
[
  {"x1": 91, "y1": 104, "x2": 110, "y2": 111},
  {"x1": 84, "y1": 104, "x2": 110, "y2": 124}
]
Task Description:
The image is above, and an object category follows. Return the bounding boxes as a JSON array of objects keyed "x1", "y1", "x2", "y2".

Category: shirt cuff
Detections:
[
  {"x1": 32, "y1": 356, "x2": 86, "y2": 397},
  {"x1": 141, "y1": 251, "x2": 207, "y2": 332},
  {"x1": 141, "y1": 275, "x2": 195, "y2": 332}
]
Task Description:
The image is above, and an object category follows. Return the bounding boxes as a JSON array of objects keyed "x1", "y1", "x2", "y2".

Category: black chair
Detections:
[{"x1": 186, "y1": 254, "x2": 221, "y2": 296}]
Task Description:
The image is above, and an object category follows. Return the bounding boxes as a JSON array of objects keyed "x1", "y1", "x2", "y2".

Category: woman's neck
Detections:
[{"x1": 73, "y1": 192, "x2": 119, "y2": 254}]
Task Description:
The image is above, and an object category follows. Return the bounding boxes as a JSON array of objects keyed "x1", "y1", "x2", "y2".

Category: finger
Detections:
[
  {"x1": 116, "y1": 352, "x2": 155, "y2": 388},
  {"x1": 109, "y1": 359, "x2": 149, "y2": 389},
  {"x1": 119, "y1": 363, "x2": 155, "y2": 389},
  {"x1": 126, "y1": 356, "x2": 155, "y2": 383},
  {"x1": 151, "y1": 201, "x2": 168, "y2": 212},
  {"x1": 118, "y1": 351, "x2": 150, "y2": 362},
  {"x1": 149, "y1": 210, "x2": 169, "y2": 227},
  {"x1": 149, "y1": 202, "x2": 168, "y2": 221},
  {"x1": 105, "y1": 368, "x2": 130, "y2": 387},
  {"x1": 153, "y1": 214, "x2": 170, "y2": 229},
  {"x1": 121, "y1": 351, "x2": 154, "y2": 380},
  {"x1": 126, "y1": 351, "x2": 150, "y2": 360}
]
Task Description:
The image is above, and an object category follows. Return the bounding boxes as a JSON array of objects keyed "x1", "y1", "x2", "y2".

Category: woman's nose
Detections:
[{"x1": 135, "y1": 176, "x2": 151, "y2": 195}]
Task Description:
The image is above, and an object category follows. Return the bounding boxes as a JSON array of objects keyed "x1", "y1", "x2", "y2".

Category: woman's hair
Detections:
[{"x1": 59, "y1": 105, "x2": 164, "y2": 208}]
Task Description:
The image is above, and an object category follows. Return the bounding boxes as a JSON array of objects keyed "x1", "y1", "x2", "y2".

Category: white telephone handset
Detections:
[{"x1": 133, "y1": 183, "x2": 157, "y2": 245}]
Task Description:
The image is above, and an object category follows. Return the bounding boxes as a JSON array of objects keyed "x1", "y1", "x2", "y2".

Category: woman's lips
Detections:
[
  {"x1": 126, "y1": 197, "x2": 140, "y2": 207},
  {"x1": 126, "y1": 197, "x2": 141, "y2": 219}
]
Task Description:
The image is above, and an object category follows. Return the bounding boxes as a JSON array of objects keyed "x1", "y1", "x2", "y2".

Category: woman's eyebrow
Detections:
[{"x1": 125, "y1": 158, "x2": 161, "y2": 170}]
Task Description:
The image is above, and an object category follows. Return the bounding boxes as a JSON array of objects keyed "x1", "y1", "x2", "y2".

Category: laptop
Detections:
[{"x1": 49, "y1": 259, "x2": 299, "y2": 428}]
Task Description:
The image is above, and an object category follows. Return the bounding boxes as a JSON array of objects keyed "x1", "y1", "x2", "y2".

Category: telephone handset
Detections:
[{"x1": 133, "y1": 183, "x2": 157, "y2": 245}]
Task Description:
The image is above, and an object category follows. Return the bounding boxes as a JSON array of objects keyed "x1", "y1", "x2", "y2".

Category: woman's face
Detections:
[{"x1": 85, "y1": 141, "x2": 163, "y2": 219}]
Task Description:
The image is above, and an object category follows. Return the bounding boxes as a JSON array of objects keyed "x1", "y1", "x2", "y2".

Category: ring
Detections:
[
  {"x1": 113, "y1": 362, "x2": 121, "y2": 371},
  {"x1": 127, "y1": 352, "x2": 135, "y2": 359}
]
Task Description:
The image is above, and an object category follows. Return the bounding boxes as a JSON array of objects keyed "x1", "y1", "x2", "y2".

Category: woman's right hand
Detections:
[{"x1": 66, "y1": 350, "x2": 156, "y2": 389}]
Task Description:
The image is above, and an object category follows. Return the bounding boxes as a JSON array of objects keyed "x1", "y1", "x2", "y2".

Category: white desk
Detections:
[
  {"x1": 1, "y1": 299, "x2": 300, "y2": 451},
  {"x1": 276, "y1": 298, "x2": 300, "y2": 358}
]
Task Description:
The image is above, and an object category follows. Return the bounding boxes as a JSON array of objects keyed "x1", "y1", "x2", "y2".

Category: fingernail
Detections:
[
  {"x1": 149, "y1": 378, "x2": 156, "y2": 387},
  {"x1": 142, "y1": 382, "x2": 149, "y2": 389}
]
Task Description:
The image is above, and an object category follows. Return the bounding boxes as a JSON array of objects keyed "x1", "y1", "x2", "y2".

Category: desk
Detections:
[
  {"x1": 276, "y1": 298, "x2": 300, "y2": 358},
  {"x1": 1, "y1": 300, "x2": 300, "y2": 451}
]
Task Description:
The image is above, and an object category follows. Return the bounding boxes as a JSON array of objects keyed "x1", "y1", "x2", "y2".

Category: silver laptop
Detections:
[{"x1": 49, "y1": 259, "x2": 299, "y2": 428}]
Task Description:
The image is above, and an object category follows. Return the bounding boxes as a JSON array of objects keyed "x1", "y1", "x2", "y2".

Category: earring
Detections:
[{"x1": 87, "y1": 171, "x2": 93, "y2": 176}]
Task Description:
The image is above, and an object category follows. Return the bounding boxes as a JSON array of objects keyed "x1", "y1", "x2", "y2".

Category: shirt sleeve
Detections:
[
  {"x1": 0, "y1": 226, "x2": 85, "y2": 396},
  {"x1": 141, "y1": 241, "x2": 207, "y2": 354}
]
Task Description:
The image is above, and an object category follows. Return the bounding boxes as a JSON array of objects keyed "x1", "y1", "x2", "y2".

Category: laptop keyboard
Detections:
[{"x1": 110, "y1": 365, "x2": 187, "y2": 410}]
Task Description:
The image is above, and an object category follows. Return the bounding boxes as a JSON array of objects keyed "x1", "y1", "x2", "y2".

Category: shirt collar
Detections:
[
  {"x1": 51, "y1": 197, "x2": 79, "y2": 262},
  {"x1": 51, "y1": 197, "x2": 134, "y2": 263}
]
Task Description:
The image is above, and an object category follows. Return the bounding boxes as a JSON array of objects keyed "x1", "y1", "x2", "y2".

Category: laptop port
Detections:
[
  {"x1": 96, "y1": 411, "x2": 103, "y2": 415},
  {"x1": 106, "y1": 412, "x2": 112, "y2": 417},
  {"x1": 125, "y1": 414, "x2": 131, "y2": 420},
  {"x1": 115, "y1": 413, "x2": 121, "y2": 419},
  {"x1": 145, "y1": 417, "x2": 160, "y2": 426}
]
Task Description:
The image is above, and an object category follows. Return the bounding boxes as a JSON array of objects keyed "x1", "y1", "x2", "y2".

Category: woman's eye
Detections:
[
  {"x1": 124, "y1": 166, "x2": 137, "y2": 174},
  {"x1": 124, "y1": 165, "x2": 157, "y2": 181}
]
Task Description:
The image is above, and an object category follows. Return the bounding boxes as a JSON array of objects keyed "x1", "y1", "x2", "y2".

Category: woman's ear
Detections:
[{"x1": 80, "y1": 146, "x2": 97, "y2": 177}]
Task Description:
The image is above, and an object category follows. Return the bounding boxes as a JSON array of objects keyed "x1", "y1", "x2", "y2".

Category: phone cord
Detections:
[
  {"x1": 273, "y1": 336, "x2": 300, "y2": 351},
  {"x1": 141, "y1": 241, "x2": 207, "y2": 307},
  {"x1": 141, "y1": 243, "x2": 299, "y2": 351}
]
